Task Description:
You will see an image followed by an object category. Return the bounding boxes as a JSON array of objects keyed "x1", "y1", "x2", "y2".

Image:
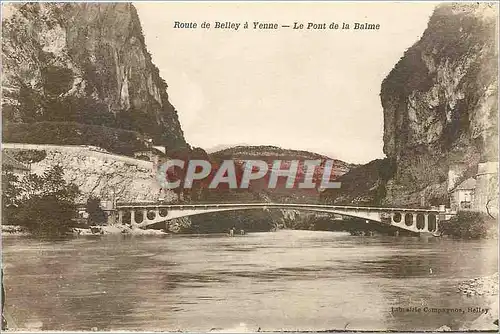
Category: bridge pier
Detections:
[
  {"x1": 130, "y1": 209, "x2": 136, "y2": 226},
  {"x1": 424, "y1": 214, "x2": 429, "y2": 232},
  {"x1": 118, "y1": 210, "x2": 124, "y2": 225}
]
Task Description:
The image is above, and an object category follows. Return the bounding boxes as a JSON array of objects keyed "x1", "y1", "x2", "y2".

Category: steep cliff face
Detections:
[
  {"x1": 2, "y1": 3, "x2": 187, "y2": 151},
  {"x1": 380, "y1": 3, "x2": 498, "y2": 207}
]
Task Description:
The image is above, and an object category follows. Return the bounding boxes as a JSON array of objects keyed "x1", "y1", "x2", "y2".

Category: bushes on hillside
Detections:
[
  {"x1": 86, "y1": 196, "x2": 107, "y2": 226},
  {"x1": 2, "y1": 165, "x2": 80, "y2": 237},
  {"x1": 3, "y1": 122, "x2": 147, "y2": 156},
  {"x1": 439, "y1": 211, "x2": 497, "y2": 239},
  {"x1": 8, "y1": 149, "x2": 47, "y2": 164}
]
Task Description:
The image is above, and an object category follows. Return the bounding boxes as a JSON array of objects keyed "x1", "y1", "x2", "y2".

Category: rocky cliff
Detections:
[
  {"x1": 381, "y1": 3, "x2": 498, "y2": 208},
  {"x1": 2, "y1": 3, "x2": 187, "y2": 152},
  {"x1": 325, "y1": 3, "x2": 498, "y2": 209},
  {"x1": 381, "y1": 3, "x2": 498, "y2": 207}
]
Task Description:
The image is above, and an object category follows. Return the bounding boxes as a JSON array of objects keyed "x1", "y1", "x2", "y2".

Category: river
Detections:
[{"x1": 1, "y1": 230, "x2": 498, "y2": 331}]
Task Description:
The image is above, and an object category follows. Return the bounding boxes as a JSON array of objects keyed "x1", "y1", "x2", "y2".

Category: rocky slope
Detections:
[
  {"x1": 2, "y1": 3, "x2": 187, "y2": 153},
  {"x1": 212, "y1": 145, "x2": 353, "y2": 178},
  {"x1": 212, "y1": 145, "x2": 351, "y2": 163},
  {"x1": 324, "y1": 3, "x2": 498, "y2": 209}
]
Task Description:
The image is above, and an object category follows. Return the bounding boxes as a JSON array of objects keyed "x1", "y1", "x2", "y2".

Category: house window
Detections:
[{"x1": 459, "y1": 190, "x2": 473, "y2": 209}]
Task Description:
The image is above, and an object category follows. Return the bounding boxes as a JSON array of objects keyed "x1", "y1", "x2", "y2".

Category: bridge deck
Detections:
[{"x1": 116, "y1": 202, "x2": 445, "y2": 213}]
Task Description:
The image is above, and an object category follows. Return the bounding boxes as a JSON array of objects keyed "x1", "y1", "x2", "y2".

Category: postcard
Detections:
[{"x1": 1, "y1": 1, "x2": 498, "y2": 332}]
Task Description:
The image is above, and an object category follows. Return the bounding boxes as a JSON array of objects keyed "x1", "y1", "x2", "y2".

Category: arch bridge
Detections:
[{"x1": 115, "y1": 202, "x2": 455, "y2": 233}]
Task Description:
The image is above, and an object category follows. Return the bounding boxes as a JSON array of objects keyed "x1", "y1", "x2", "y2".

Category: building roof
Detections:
[
  {"x1": 2, "y1": 152, "x2": 30, "y2": 171},
  {"x1": 152, "y1": 146, "x2": 166, "y2": 154},
  {"x1": 454, "y1": 177, "x2": 476, "y2": 191},
  {"x1": 134, "y1": 147, "x2": 165, "y2": 156}
]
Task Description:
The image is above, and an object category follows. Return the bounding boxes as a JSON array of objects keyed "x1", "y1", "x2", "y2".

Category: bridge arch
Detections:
[
  {"x1": 404, "y1": 213, "x2": 414, "y2": 227},
  {"x1": 428, "y1": 214, "x2": 437, "y2": 232},
  {"x1": 416, "y1": 213, "x2": 425, "y2": 230},
  {"x1": 159, "y1": 208, "x2": 169, "y2": 217},
  {"x1": 147, "y1": 210, "x2": 156, "y2": 220},
  {"x1": 135, "y1": 210, "x2": 144, "y2": 224}
]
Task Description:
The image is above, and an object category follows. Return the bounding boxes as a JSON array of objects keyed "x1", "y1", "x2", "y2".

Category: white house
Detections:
[{"x1": 450, "y1": 177, "x2": 476, "y2": 211}]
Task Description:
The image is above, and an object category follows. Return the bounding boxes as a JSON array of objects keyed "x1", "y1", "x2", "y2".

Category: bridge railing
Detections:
[{"x1": 115, "y1": 202, "x2": 452, "y2": 213}]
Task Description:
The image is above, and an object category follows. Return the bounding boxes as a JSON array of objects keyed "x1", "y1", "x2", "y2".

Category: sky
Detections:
[{"x1": 135, "y1": 2, "x2": 437, "y2": 164}]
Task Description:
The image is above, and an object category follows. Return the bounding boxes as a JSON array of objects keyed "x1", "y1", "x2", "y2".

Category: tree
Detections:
[
  {"x1": 1, "y1": 168, "x2": 21, "y2": 207},
  {"x1": 439, "y1": 211, "x2": 497, "y2": 239},
  {"x1": 1, "y1": 168, "x2": 22, "y2": 225},
  {"x1": 86, "y1": 196, "x2": 107, "y2": 226},
  {"x1": 14, "y1": 165, "x2": 81, "y2": 237}
]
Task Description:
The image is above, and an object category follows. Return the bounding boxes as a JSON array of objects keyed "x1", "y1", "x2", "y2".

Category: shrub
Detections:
[
  {"x1": 6, "y1": 165, "x2": 81, "y2": 237},
  {"x1": 3, "y1": 122, "x2": 147, "y2": 156},
  {"x1": 439, "y1": 211, "x2": 497, "y2": 239},
  {"x1": 8, "y1": 149, "x2": 47, "y2": 164},
  {"x1": 16, "y1": 194, "x2": 79, "y2": 237},
  {"x1": 86, "y1": 196, "x2": 107, "y2": 226}
]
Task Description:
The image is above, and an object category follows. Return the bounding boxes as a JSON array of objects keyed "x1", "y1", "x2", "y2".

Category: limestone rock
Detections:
[
  {"x1": 2, "y1": 3, "x2": 187, "y2": 149},
  {"x1": 380, "y1": 3, "x2": 498, "y2": 207}
]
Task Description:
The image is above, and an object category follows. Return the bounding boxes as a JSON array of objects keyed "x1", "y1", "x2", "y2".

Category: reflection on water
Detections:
[{"x1": 2, "y1": 230, "x2": 498, "y2": 331}]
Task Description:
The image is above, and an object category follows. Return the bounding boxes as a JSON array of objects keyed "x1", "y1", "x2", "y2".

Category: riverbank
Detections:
[
  {"x1": 436, "y1": 273, "x2": 500, "y2": 331},
  {"x1": 458, "y1": 273, "x2": 499, "y2": 331},
  {"x1": 1, "y1": 225, "x2": 30, "y2": 236},
  {"x1": 72, "y1": 225, "x2": 167, "y2": 236},
  {"x1": 457, "y1": 272, "x2": 498, "y2": 297},
  {"x1": 1, "y1": 224, "x2": 167, "y2": 237}
]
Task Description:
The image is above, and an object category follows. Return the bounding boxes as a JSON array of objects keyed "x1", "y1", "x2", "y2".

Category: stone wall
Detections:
[
  {"x1": 474, "y1": 162, "x2": 499, "y2": 216},
  {"x1": 2, "y1": 143, "x2": 177, "y2": 204}
]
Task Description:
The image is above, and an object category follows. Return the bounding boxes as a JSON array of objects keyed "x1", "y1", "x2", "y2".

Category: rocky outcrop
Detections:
[
  {"x1": 2, "y1": 3, "x2": 187, "y2": 151},
  {"x1": 322, "y1": 3, "x2": 498, "y2": 209},
  {"x1": 380, "y1": 3, "x2": 498, "y2": 207},
  {"x1": 457, "y1": 273, "x2": 499, "y2": 331},
  {"x1": 457, "y1": 273, "x2": 498, "y2": 297}
]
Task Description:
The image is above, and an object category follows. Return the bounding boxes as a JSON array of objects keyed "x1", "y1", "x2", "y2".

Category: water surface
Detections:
[{"x1": 2, "y1": 230, "x2": 498, "y2": 331}]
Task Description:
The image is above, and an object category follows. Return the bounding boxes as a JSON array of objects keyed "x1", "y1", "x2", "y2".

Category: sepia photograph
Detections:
[{"x1": 1, "y1": 1, "x2": 498, "y2": 332}]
